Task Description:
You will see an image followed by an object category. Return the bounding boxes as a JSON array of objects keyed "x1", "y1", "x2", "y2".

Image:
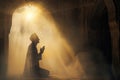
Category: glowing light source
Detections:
[
  {"x1": 25, "y1": 11, "x2": 34, "y2": 20},
  {"x1": 23, "y1": 5, "x2": 41, "y2": 21}
]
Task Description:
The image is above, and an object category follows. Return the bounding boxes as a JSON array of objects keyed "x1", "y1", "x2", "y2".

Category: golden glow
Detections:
[
  {"x1": 26, "y1": 11, "x2": 34, "y2": 20},
  {"x1": 8, "y1": 4, "x2": 85, "y2": 78},
  {"x1": 23, "y1": 5, "x2": 41, "y2": 21}
]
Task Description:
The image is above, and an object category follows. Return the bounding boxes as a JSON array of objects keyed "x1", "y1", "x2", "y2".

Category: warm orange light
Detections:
[
  {"x1": 23, "y1": 5, "x2": 41, "y2": 21},
  {"x1": 8, "y1": 4, "x2": 84, "y2": 79}
]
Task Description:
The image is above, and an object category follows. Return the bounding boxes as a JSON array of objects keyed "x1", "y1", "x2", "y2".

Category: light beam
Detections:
[{"x1": 8, "y1": 4, "x2": 84, "y2": 78}]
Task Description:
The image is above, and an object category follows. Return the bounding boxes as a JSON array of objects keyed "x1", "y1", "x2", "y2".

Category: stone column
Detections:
[
  {"x1": 104, "y1": 0, "x2": 120, "y2": 79},
  {"x1": 3, "y1": 11, "x2": 12, "y2": 77}
]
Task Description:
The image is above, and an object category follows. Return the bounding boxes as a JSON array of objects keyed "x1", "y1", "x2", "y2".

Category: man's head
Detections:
[{"x1": 30, "y1": 33, "x2": 39, "y2": 44}]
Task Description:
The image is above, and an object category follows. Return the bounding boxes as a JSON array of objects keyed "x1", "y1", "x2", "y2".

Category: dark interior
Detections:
[{"x1": 0, "y1": 0, "x2": 119, "y2": 80}]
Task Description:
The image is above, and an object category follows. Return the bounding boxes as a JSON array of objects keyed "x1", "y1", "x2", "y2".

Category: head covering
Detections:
[{"x1": 30, "y1": 33, "x2": 39, "y2": 42}]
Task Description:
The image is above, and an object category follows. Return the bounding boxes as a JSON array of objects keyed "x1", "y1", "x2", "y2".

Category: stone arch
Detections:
[
  {"x1": 7, "y1": 1, "x2": 85, "y2": 78},
  {"x1": 8, "y1": 2, "x2": 52, "y2": 75},
  {"x1": 4, "y1": 1, "x2": 52, "y2": 76}
]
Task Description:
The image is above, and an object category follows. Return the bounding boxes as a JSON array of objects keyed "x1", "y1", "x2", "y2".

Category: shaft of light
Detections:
[{"x1": 8, "y1": 5, "x2": 85, "y2": 78}]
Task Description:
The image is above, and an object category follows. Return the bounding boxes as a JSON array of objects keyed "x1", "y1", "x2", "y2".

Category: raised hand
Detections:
[{"x1": 40, "y1": 46, "x2": 45, "y2": 54}]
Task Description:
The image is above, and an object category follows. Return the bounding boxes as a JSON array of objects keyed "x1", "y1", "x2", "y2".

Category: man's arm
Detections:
[
  {"x1": 40, "y1": 46, "x2": 45, "y2": 54},
  {"x1": 38, "y1": 46, "x2": 45, "y2": 60}
]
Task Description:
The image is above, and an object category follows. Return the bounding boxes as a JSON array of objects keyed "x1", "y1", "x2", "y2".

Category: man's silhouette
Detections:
[{"x1": 24, "y1": 33, "x2": 49, "y2": 77}]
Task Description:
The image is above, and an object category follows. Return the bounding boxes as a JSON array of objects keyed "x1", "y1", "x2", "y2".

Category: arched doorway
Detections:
[{"x1": 7, "y1": 2, "x2": 84, "y2": 78}]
